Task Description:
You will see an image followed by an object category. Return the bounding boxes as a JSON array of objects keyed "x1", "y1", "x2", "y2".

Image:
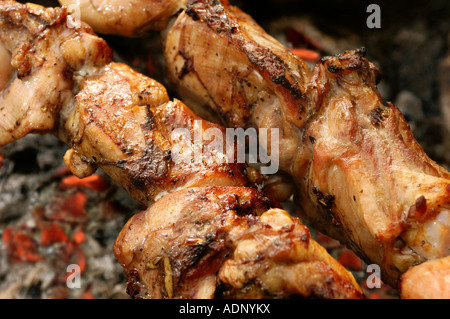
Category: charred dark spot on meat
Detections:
[
  {"x1": 185, "y1": 2, "x2": 200, "y2": 21},
  {"x1": 141, "y1": 107, "x2": 156, "y2": 131},
  {"x1": 177, "y1": 49, "x2": 194, "y2": 80},
  {"x1": 312, "y1": 186, "x2": 335, "y2": 209},
  {"x1": 369, "y1": 106, "x2": 388, "y2": 127},
  {"x1": 324, "y1": 59, "x2": 343, "y2": 74},
  {"x1": 126, "y1": 267, "x2": 142, "y2": 298},
  {"x1": 187, "y1": 0, "x2": 306, "y2": 103},
  {"x1": 271, "y1": 73, "x2": 303, "y2": 100},
  {"x1": 322, "y1": 48, "x2": 368, "y2": 76},
  {"x1": 181, "y1": 233, "x2": 218, "y2": 266},
  {"x1": 126, "y1": 143, "x2": 168, "y2": 188},
  {"x1": 408, "y1": 195, "x2": 427, "y2": 221},
  {"x1": 218, "y1": 193, "x2": 240, "y2": 211}
]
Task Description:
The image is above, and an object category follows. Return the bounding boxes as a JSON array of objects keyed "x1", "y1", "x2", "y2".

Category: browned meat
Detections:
[
  {"x1": 163, "y1": 0, "x2": 450, "y2": 287},
  {"x1": 61, "y1": 62, "x2": 249, "y2": 205},
  {"x1": 299, "y1": 51, "x2": 450, "y2": 284},
  {"x1": 59, "y1": 0, "x2": 188, "y2": 36},
  {"x1": 164, "y1": 1, "x2": 309, "y2": 171},
  {"x1": 0, "y1": 0, "x2": 111, "y2": 146},
  {"x1": 0, "y1": 0, "x2": 247, "y2": 206},
  {"x1": 0, "y1": 1, "x2": 364, "y2": 299},
  {"x1": 400, "y1": 256, "x2": 450, "y2": 299},
  {"x1": 114, "y1": 186, "x2": 363, "y2": 299}
]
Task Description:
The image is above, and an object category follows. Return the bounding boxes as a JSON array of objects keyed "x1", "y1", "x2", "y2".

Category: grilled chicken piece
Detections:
[
  {"x1": 0, "y1": 1, "x2": 364, "y2": 299},
  {"x1": 164, "y1": 1, "x2": 310, "y2": 171},
  {"x1": 299, "y1": 51, "x2": 450, "y2": 283},
  {"x1": 61, "y1": 62, "x2": 249, "y2": 205},
  {"x1": 114, "y1": 186, "x2": 364, "y2": 299},
  {"x1": 59, "y1": 0, "x2": 188, "y2": 36},
  {"x1": 400, "y1": 256, "x2": 450, "y2": 299},
  {"x1": 0, "y1": 0, "x2": 247, "y2": 205},
  {"x1": 0, "y1": 1, "x2": 110, "y2": 146},
  {"x1": 163, "y1": 0, "x2": 450, "y2": 287}
]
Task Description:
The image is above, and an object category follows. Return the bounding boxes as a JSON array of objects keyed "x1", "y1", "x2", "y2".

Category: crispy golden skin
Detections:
[
  {"x1": 0, "y1": 0, "x2": 111, "y2": 146},
  {"x1": 298, "y1": 51, "x2": 450, "y2": 284},
  {"x1": 0, "y1": 1, "x2": 364, "y2": 299},
  {"x1": 163, "y1": 0, "x2": 450, "y2": 287},
  {"x1": 0, "y1": 0, "x2": 247, "y2": 205},
  {"x1": 114, "y1": 186, "x2": 364, "y2": 299},
  {"x1": 164, "y1": 1, "x2": 310, "y2": 171},
  {"x1": 63, "y1": 62, "x2": 249, "y2": 205},
  {"x1": 50, "y1": 0, "x2": 449, "y2": 294}
]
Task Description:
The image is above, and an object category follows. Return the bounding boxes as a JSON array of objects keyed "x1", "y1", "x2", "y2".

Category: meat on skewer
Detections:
[
  {"x1": 0, "y1": 0, "x2": 364, "y2": 299},
  {"x1": 57, "y1": 0, "x2": 450, "y2": 297},
  {"x1": 163, "y1": 0, "x2": 450, "y2": 291},
  {"x1": 116, "y1": 186, "x2": 363, "y2": 299}
]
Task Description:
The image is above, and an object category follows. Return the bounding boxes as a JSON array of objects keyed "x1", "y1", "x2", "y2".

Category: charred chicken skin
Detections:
[
  {"x1": 116, "y1": 186, "x2": 362, "y2": 299},
  {"x1": 162, "y1": 0, "x2": 450, "y2": 291},
  {"x1": 0, "y1": 1, "x2": 364, "y2": 299},
  {"x1": 62, "y1": 0, "x2": 447, "y2": 298}
]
